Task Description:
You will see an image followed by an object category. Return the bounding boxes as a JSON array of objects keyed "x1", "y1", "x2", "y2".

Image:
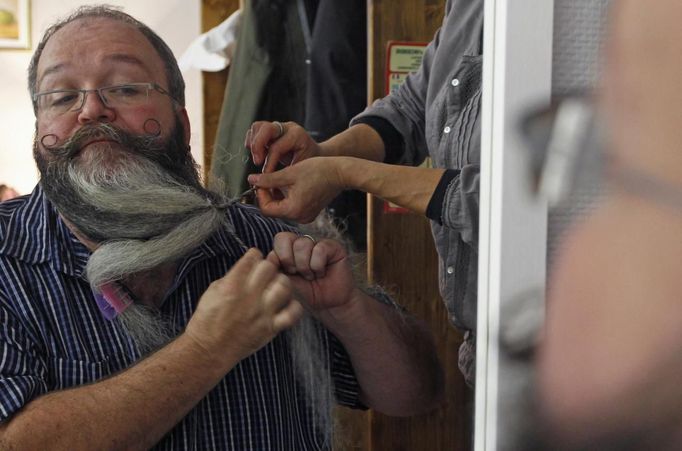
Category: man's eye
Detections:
[
  {"x1": 107, "y1": 85, "x2": 144, "y2": 97},
  {"x1": 50, "y1": 93, "x2": 79, "y2": 106}
]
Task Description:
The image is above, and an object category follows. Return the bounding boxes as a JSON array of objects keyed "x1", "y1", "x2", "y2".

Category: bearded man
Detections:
[{"x1": 0, "y1": 6, "x2": 443, "y2": 450}]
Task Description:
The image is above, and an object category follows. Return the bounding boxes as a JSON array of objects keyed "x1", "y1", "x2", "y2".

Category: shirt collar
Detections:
[{"x1": 0, "y1": 185, "x2": 90, "y2": 278}]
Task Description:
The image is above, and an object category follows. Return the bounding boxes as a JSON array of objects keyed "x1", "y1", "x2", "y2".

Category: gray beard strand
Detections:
[
  {"x1": 117, "y1": 303, "x2": 178, "y2": 357},
  {"x1": 289, "y1": 314, "x2": 336, "y2": 445}
]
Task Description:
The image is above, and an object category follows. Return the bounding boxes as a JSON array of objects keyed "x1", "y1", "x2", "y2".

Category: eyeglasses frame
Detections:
[{"x1": 32, "y1": 82, "x2": 180, "y2": 116}]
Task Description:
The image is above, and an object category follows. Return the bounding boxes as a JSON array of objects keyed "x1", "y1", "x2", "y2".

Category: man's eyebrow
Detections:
[
  {"x1": 38, "y1": 63, "x2": 67, "y2": 88},
  {"x1": 37, "y1": 54, "x2": 150, "y2": 88},
  {"x1": 103, "y1": 53, "x2": 148, "y2": 68}
]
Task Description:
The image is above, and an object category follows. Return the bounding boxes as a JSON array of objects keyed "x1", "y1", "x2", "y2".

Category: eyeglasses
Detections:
[
  {"x1": 33, "y1": 83, "x2": 179, "y2": 118},
  {"x1": 519, "y1": 94, "x2": 604, "y2": 206},
  {"x1": 520, "y1": 94, "x2": 682, "y2": 212}
]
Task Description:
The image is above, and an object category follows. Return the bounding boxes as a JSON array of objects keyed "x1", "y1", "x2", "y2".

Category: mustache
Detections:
[{"x1": 40, "y1": 119, "x2": 164, "y2": 160}]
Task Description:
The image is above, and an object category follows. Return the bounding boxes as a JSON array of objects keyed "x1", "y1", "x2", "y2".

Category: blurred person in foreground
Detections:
[
  {"x1": 0, "y1": 6, "x2": 443, "y2": 450},
  {"x1": 536, "y1": 0, "x2": 682, "y2": 449},
  {"x1": 0, "y1": 184, "x2": 19, "y2": 201}
]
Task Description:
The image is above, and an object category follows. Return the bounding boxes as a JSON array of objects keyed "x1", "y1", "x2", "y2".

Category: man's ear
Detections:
[{"x1": 178, "y1": 107, "x2": 191, "y2": 147}]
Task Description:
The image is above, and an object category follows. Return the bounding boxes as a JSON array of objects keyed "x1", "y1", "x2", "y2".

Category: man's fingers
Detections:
[
  {"x1": 265, "y1": 250, "x2": 281, "y2": 267},
  {"x1": 309, "y1": 241, "x2": 331, "y2": 279},
  {"x1": 216, "y1": 248, "x2": 262, "y2": 287},
  {"x1": 292, "y1": 236, "x2": 317, "y2": 281},
  {"x1": 244, "y1": 259, "x2": 278, "y2": 295},
  {"x1": 272, "y1": 299, "x2": 305, "y2": 331},
  {"x1": 262, "y1": 273, "x2": 292, "y2": 313},
  {"x1": 271, "y1": 232, "x2": 297, "y2": 274}
]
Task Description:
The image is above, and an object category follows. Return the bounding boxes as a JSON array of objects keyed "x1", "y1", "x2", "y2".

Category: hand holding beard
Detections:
[
  {"x1": 185, "y1": 248, "x2": 305, "y2": 369},
  {"x1": 266, "y1": 232, "x2": 358, "y2": 316}
]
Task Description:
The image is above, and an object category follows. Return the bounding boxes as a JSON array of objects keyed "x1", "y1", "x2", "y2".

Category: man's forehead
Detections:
[
  {"x1": 613, "y1": 0, "x2": 682, "y2": 46},
  {"x1": 37, "y1": 17, "x2": 163, "y2": 80}
]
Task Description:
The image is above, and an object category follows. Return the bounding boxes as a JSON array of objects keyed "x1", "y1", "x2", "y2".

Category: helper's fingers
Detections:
[
  {"x1": 262, "y1": 124, "x2": 299, "y2": 173},
  {"x1": 248, "y1": 121, "x2": 280, "y2": 165},
  {"x1": 247, "y1": 170, "x2": 291, "y2": 190},
  {"x1": 254, "y1": 187, "x2": 291, "y2": 218}
]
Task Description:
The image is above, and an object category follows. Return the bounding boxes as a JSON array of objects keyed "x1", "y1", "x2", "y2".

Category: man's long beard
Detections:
[
  {"x1": 34, "y1": 122, "x2": 228, "y2": 288},
  {"x1": 34, "y1": 122, "x2": 336, "y2": 439}
]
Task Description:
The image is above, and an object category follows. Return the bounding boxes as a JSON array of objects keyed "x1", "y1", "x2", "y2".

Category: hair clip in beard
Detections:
[
  {"x1": 143, "y1": 118, "x2": 162, "y2": 137},
  {"x1": 40, "y1": 133, "x2": 60, "y2": 150},
  {"x1": 93, "y1": 282, "x2": 135, "y2": 321}
]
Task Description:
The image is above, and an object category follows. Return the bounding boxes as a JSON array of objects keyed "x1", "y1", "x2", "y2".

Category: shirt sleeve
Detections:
[
  {"x1": 350, "y1": 116, "x2": 405, "y2": 165},
  {"x1": 0, "y1": 292, "x2": 48, "y2": 422},
  {"x1": 349, "y1": 6, "x2": 450, "y2": 167},
  {"x1": 441, "y1": 164, "x2": 479, "y2": 246},
  {"x1": 426, "y1": 169, "x2": 460, "y2": 225}
]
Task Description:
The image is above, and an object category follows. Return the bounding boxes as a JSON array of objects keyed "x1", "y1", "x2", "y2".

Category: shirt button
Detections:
[
  {"x1": 446, "y1": 266, "x2": 454, "y2": 275},
  {"x1": 451, "y1": 78, "x2": 460, "y2": 87},
  {"x1": 444, "y1": 126, "x2": 451, "y2": 134}
]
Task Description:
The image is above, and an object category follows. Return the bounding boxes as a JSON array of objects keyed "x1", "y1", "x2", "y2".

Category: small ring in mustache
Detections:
[
  {"x1": 40, "y1": 134, "x2": 60, "y2": 149},
  {"x1": 143, "y1": 119, "x2": 162, "y2": 137}
]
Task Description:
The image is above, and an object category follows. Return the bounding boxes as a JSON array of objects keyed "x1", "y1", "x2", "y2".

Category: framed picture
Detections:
[{"x1": 0, "y1": 0, "x2": 30, "y2": 49}]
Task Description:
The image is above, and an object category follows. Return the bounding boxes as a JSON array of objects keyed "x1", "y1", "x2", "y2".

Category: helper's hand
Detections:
[
  {"x1": 185, "y1": 248, "x2": 304, "y2": 369},
  {"x1": 247, "y1": 157, "x2": 345, "y2": 223},
  {"x1": 246, "y1": 121, "x2": 321, "y2": 173},
  {"x1": 267, "y1": 232, "x2": 358, "y2": 318}
]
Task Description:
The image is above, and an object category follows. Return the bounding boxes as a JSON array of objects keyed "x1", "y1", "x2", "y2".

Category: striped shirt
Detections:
[{"x1": 0, "y1": 186, "x2": 362, "y2": 450}]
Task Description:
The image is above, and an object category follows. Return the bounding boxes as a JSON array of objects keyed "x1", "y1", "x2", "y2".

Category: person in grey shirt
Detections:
[{"x1": 246, "y1": 0, "x2": 483, "y2": 385}]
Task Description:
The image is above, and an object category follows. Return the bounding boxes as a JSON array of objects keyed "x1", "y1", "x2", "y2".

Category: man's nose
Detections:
[{"x1": 77, "y1": 90, "x2": 116, "y2": 124}]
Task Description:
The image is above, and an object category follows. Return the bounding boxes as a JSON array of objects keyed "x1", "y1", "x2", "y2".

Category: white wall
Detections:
[{"x1": 0, "y1": 0, "x2": 202, "y2": 195}]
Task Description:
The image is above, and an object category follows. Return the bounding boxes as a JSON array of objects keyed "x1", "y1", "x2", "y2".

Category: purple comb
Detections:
[{"x1": 93, "y1": 282, "x2": 133, "y2": 320}]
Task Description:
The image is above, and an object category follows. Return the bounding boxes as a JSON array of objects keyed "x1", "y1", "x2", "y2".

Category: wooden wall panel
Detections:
[{"x1": 364, "y1": 1, "x2": 470, "y2": 450}]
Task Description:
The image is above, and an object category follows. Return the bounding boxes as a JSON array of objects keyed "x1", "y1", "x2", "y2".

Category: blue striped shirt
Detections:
[{"x1": 0, "y1": 186, "x2": 362, "y2": 450}]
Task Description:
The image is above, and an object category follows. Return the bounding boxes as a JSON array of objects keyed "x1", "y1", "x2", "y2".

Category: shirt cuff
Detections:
[
  {"x1": 352, "y1": 116, "x2": 404, "y2": 164},
  {"x1": 426, "y1": 169, "x2": 460, "y2": 225}
]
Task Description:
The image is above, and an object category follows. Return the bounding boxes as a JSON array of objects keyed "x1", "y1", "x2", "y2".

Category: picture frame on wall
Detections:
[{"x1": 0, "y1": 0, "x2": 30, "y2": 49}]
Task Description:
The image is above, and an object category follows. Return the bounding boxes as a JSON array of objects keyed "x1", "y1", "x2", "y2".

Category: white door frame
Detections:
[{"x1": 475, "y1": 1, "x2": 554, "y2": 449}]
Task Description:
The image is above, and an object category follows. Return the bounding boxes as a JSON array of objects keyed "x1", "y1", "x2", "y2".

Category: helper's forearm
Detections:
[
  {"x1": 336, "y1": 157, "x2": 446, "y2": 215},
  {"x1": 319, "y1": 124, "x2": 387, "y2": 162},
  {"x1": 318, "y1": 290, "x2": 444, "y2": 416},
  {"x1": 0, "y1": 334, "x2": 235, "y2": 450}
]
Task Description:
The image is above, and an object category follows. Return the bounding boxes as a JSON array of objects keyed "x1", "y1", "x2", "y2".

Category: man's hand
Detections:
[
  {"x1": 246, "y1": 121, "x2": 321, "y2": 173},
  {"x1": 247, "y1": 157, "x2": 346, "y2": 223},
  {"x1": 185, "y1": 248, "x2": 304, "y2": 369},
  {"x1": 267, "y1": 232, "x2": 358, "y2": 317}
]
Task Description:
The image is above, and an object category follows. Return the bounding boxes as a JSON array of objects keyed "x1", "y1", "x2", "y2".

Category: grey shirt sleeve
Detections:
[{"x1": 349, "y1": 9, "x2": 448, "y2": 167}]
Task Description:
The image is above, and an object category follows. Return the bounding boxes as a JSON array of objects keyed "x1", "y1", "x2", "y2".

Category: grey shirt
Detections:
[{"x1": 351, "y1": 0, "x2": 483, "y2": 381}]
